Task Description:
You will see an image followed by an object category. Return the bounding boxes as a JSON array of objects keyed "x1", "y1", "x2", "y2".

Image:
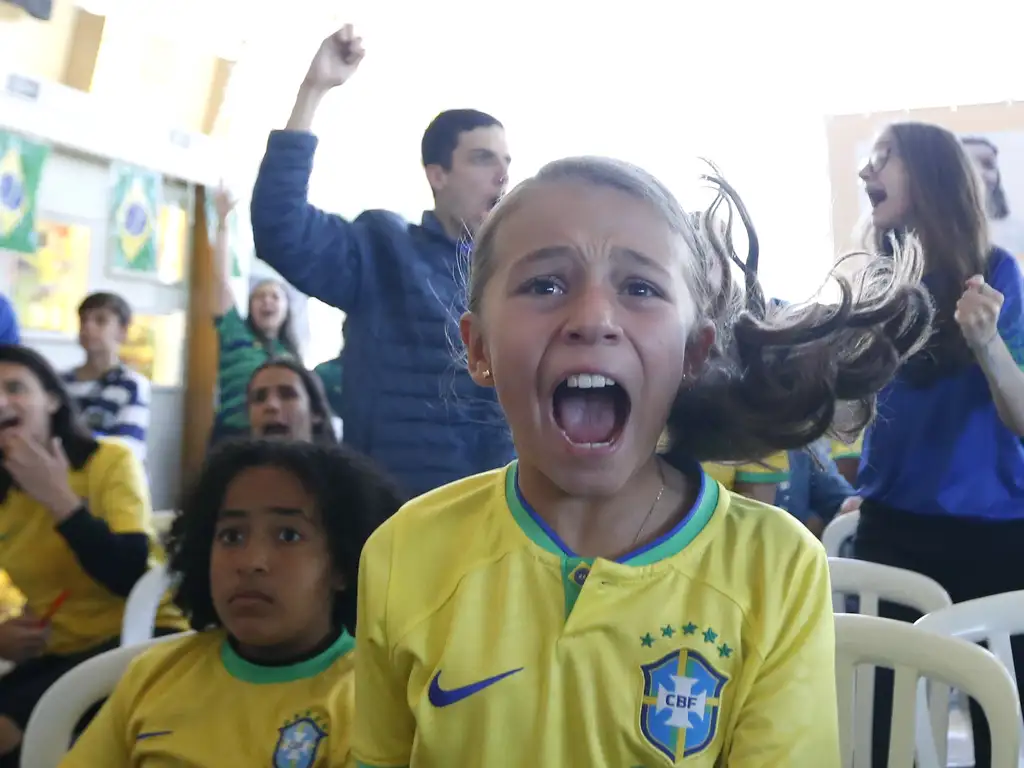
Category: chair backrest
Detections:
[
  {"x1": 21, "y1": 633, "x2": 186, "y2": 768},
  {"x1": 835, "y1": 613, "x2": 1021, "y2": 768},
  {"x1": 822, "y1": 510, "x2": 860, "y2": 558},
  {"x1": 828, "y1": 558, "x2": 953, "y2": 767},
  {"x1": 120, "y1": 565, "x2": 172, "y2": 647},
  {"x1": 827, "y1": 558, "x2": 952, "y2": 617},
  {"x1": 914, "y1": 591, "x2": 1024, "y2": 766}
]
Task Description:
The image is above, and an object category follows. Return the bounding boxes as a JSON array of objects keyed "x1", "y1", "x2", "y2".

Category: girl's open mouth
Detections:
[
  {"x1": 551, "y1": 373, "x2": 631, "y2": 449},
  {"x1": 865, "y1": 188, "x2": 888, "y2": 208}
]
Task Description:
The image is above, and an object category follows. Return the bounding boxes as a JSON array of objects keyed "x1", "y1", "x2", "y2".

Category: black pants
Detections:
[{"x1": 853, "y1": 500, "x2": 1024, "y2": 768}]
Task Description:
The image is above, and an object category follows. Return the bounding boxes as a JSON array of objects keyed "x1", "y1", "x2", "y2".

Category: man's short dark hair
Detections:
[
  {"x1": 421, "y1": 109, "x2": 502, "y2": 170},
  {"x1": 78, "y1": 291, "x2": 131, "y2": 328}
]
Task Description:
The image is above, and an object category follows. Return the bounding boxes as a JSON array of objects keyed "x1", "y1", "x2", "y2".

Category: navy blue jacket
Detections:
[{"x1": 250, "y1": 131, "x2": 513, "y2": 496}]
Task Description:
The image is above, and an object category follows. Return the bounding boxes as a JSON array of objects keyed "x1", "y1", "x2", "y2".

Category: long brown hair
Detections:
[
  {"x1": 468, "y1": 157, "x2": 933, "y2": 464},
  {"x1": 872, "y1": 122, "x2": 990, "y2": 384}
]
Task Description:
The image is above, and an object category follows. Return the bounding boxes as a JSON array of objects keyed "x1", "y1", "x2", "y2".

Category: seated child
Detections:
[
  {"x1": 63, "y1": 292, "x2": 150, "y2": 463},
  {"x1": 0, "y1": 345, "x2": 183, "y2": 768},
  {"x1": 352, "y1": 156, "x2": 931, "y2": 766},
  {"x1": 776, "y1": 438, "x2": 859, "y2": 537},
  {"x1": 61, "y1": 439, "x2": 405, "y2": 767}
]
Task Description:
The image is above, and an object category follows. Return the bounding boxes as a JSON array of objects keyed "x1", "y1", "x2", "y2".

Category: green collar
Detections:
[
  {"x1": 221, "y1": 629, "x2": 354, "y2": 684},
  {"x1": 506, "y1": 460, "x2": 717, "y2": 565}
]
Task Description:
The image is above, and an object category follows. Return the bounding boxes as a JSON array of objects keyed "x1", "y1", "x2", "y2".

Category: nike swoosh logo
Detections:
[
  {"x1": 135, "y1": 730, "x2": 173, "y2": 741},
  {"x1": 427, "y1": 667, "x2": 523, "y2": 707}
]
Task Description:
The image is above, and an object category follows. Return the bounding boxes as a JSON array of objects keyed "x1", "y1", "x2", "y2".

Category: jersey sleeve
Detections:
[
  {"x1": 92, "y1": 443, "x2": 153, "y2": 534},
  {"x1": 991, "y1": 250, "x2": 1024, "y2": 368},
  {"x1": 734, "y1": 452, "x2": 790, "y2": 484},
  {"x1": 353, "y1": 522, "x2": 415, "y2": 768},
  {"x1": 725, "y1": 544, "x2": 840, "y2": 766},
  {"x1": 58, "y1": 661, "x2": 135, "y2": 767}
]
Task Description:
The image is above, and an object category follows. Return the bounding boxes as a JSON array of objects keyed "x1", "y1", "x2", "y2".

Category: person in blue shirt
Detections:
[
  {"x1": 0, "y1": 295, "x2": 19, "y2": 345},
  {"x1": 855, "y1": 121, "x2": 1024, "y2": 768},
  {"x1": 249, "y1": 24, "x2": 514, "y2": 497},
  {"x1": 775, "y1": 438, "x2": 859, "y2": 538}
]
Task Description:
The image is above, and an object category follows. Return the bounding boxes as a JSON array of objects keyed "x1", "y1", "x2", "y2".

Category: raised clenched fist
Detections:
[{"x1": 304, "y1": 23, "x2": 365, "y2": 91}]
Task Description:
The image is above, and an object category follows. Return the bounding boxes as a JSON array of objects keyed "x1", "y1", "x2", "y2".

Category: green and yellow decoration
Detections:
[
  {"x1": 108, "y1": 162, "x2": 162, "y2": 277},
  {"x1": 0, "y1": 130, "x2": 49, "y2": 254}
]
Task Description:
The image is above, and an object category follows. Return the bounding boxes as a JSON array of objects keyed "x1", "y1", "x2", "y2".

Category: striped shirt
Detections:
[{"x1": 62, "y1": 364, "x2": 150, "y2": 462}]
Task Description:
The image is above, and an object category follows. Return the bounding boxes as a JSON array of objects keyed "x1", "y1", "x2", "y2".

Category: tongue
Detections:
[{"x1": 556, "y1": 389, "x2": 617, "y2": 444}]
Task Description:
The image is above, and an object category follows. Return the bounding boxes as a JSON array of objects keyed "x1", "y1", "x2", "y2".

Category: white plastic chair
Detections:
[
  {"x1": 915, "y1": 590, "x2": 1024, "y2": 768},
  {"x1": 828, "y1": 558, "x2": 953, "y2": 767},
  {"x1": 823, "y1": 510, "x2": 860, "y2": 557},
  {"x1": 835, "y1": 613, "x2": 1021, "y2": 768},
  {"x1": 21, "y1": 633, "x2": 187, "y2": 768},
  {"x1": 828, "y1": 557, "x2": 952, "y2": 617},
  {"x1": 120, "y1": 565, "x2": 172, "y2": 647}
]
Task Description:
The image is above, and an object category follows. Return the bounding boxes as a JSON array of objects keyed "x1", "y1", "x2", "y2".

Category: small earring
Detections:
[{"x1": 482, "y1": 368, "x2": 492, "y2": 380}]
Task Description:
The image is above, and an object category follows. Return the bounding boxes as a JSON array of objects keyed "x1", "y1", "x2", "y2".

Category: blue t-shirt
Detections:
[{"x1": 858, "y1": 247, "x2": 1024, "y2": 518}]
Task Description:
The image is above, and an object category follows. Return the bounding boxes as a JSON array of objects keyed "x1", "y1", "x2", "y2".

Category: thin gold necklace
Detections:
[{"x1": 632, "y1": 462, "x2": 666, "y2": 546}]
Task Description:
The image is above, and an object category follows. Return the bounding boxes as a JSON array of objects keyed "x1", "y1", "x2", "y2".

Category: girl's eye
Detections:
[
  {"x1": 523, "y1": 277, "x2": 565, "y2": 296},
  {"x1": 215, "y1": 528, "x2": 243, "y2": 546},
  {"x1": 279, "y1": 528, "x2": 303, "y2": 544},
  {"x1": 623, "y1": 280, "x2": 662, "y2": 299}
]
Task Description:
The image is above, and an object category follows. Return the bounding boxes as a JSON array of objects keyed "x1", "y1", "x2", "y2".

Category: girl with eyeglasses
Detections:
[{"x1": 856, "y1": 122, "x2": 1024, "y2": 768}]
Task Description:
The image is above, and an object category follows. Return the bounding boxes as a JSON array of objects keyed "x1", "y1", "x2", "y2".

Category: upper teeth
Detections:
[{"x1": 566, "y1": 373, "x2": 617, "y2": 389}]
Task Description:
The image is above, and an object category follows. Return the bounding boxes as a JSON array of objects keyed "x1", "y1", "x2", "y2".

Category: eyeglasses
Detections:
[{"x1": 862, "y1": 145, "x2": 892, "y2": 175}]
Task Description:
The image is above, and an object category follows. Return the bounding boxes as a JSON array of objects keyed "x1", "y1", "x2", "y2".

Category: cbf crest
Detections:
[
  {"x1": 639, "y1": 648, "x2": 729, "y2": 762},
  {"x1": 273, "y1": 712, "x2": 328, "y2": 768}
]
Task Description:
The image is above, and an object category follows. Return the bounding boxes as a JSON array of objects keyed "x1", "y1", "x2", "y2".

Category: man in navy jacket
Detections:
[{"x1": 250, "y1": 24, "x2": 514, "y2": 496}]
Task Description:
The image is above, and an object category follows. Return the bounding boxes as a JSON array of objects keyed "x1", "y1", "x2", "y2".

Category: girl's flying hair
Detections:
[{"x1": 466, "y1": 157, "x2": 933, "y2": 465}]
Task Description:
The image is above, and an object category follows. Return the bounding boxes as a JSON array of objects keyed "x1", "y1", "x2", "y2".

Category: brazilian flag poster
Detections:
[
  {"x1": 108, "y1": 162, "x2": 163, "y2": 278},
  {"x1": 0, "y1": 131, "x2": 50, "y2": 254}
]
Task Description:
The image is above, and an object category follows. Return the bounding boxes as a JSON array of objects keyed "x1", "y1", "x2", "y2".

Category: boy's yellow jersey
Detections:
[
  {"x1": 354, "y1": 461, "x2": 839, "y2": 768},
  {"x1": 831, "y1": 435, "x2": 863, "y2": 461},
  {"x1": 62, "y1": 629, "x2": 356, "y2": 767},
  {"x1": 701, "y1": 452, "x2": 789, "y2": 490}
]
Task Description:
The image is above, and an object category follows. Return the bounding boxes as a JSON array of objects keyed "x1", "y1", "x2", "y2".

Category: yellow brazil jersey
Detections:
[
  {"x1": 0, "y1": 440, "x2": 185, "y2": 654},
  {"x1": 830, "y1": 434, "x2": 863, "y2": 461},
  {"x1": 60, "y1": 629, "x2": 357, "y2": 767},
  {"x1": 0, "y1": 570, "x2": 24, "y2": 618},
  {"x1": 354, "y1": 461, "x2": 839, "y2": 768},
  {"x1": 702, "y1": 451, "x2": 790, "y2": 490}
]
